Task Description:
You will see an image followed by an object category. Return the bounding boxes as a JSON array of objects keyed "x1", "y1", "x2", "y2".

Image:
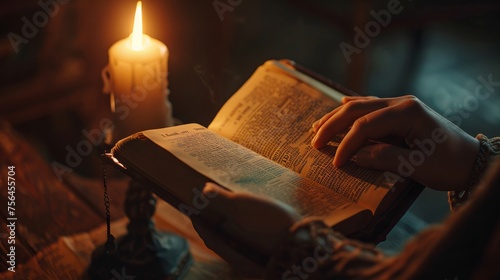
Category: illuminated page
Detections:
[
  {"x1": 142, "y1": 124, "x2": 366, "y2": 226},
  {"x1": 208, "y1": 61, "x2": 396, "y2": 213}
]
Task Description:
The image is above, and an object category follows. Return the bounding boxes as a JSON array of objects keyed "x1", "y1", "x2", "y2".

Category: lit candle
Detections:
[{"x1": 104, "y1": 1, "x2": 173, "y2": 143}]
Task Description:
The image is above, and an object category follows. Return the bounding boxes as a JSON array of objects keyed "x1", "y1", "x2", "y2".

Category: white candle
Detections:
[{"x1": 105, "y1": 1, "x2": 173, "y2": 142}]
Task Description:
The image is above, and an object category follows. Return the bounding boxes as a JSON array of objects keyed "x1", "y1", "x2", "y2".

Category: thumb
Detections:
[
  {"x1": 353, "y1": 143, "x2": 411, "y2": 175},
  {"x1": 203, "y1": 182, "x2": 233, "y2": 198},
  {"x1": 201, "y1": 182, "x2": 237, "y2": 214}
]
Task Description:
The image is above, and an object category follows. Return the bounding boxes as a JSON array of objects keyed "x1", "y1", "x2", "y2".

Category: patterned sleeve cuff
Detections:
[
  {"x1": 448, "y1": 134, "x2": 500, "y2": 210},
  {"x1": 265, "y1": 218, "x2": 384, "y2": 280}
]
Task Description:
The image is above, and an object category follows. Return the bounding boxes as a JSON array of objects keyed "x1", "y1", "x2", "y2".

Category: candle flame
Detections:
[{"x1": 131, "y1": 1, "x2": 143, "y2": 50}]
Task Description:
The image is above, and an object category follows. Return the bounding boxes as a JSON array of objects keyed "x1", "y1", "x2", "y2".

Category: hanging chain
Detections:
[{"x1": 102, "y1": 159, "x2": 117, "y2": 255}]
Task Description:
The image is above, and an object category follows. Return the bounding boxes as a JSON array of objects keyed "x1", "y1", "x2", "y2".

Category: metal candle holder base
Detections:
[{"x1": 87, "y1": 180, "x2": 192, "y2": 279}]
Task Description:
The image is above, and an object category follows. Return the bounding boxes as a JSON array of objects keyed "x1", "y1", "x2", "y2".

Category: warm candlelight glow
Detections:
[
  {"x1": 105, "y1": 0, "x2": 172, "y2": 142},
  {"x1": 131, "y1": 1, "x2": 143, "y2": 50}
]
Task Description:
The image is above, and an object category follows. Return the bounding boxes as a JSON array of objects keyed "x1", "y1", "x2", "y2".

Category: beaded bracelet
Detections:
[{"x1": 448, "y1": 134, "x2": 498, "y2": 210}]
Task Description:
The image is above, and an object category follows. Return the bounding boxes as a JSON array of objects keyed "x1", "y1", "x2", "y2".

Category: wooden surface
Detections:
[{"x1": 0, "y1": 119, "x2": 129, "y2": 273}]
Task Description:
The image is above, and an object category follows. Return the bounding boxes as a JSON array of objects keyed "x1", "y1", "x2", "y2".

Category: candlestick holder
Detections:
[
  {"x1": 87, "y1": 179, "x2": 192, "y2": 279},
  {"x1": 89, "y1": 2, "x2": 188, "y2": 277}
]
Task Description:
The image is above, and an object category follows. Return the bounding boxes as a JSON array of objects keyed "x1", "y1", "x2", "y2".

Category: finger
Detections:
[
  {"x1": 354, "y1": 143, "x2": 410, "y2": 172},
  {"x1": 374, "y1": 136, "x2": 408, "y2": 148},
  {"x1": 312, "y1": 106, "x2": 343, "y2": 133},
  {"x1": 201, "y1": 183, "x2": 235, "y2": 214},
  {"x1": 342, "y1": 95, "x2": 378, "y2": 104},
  {"x1": 313, "y1": 96, "x2": 378, "y2": 133},
  {"x1": 333, "y1": 106, "x2": 412, "y2": 167},
  {"x1": 354, "y1": 143, "x2": 450, "y2": 190},
  {"x1": 204, "y1": 183, "x2": 295, "y2": 221},
  {"x1": 203, "y1": 182, "x2": 232, "y2": 198},
  {"x1": 312, "y1": 99, "x2": 390, "y2": 149}
]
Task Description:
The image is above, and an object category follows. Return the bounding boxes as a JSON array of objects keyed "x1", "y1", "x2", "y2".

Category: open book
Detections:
[{"x1": 108, "y1": 60, "x2": 422, "y2": 253}]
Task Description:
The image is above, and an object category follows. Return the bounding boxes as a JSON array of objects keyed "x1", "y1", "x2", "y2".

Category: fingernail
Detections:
[
  {"x1": 311, "y1": 134, "x2": 318, "y2": 147},
  {"x1": 203, "y1": 184, "x2": 220, "y2": 198},
  {"x1": 312, "y1": 122, "x2": 319, "y2": 133},
  {"x1": 204, "y1": 183, "x2": 214, "y2": 192},
  {"x1": 333, "y1": 157, "x2": 340, "y2": 167}
]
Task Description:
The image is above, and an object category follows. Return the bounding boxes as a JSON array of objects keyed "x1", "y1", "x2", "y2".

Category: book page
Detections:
[
  {"x1": 208, "y1": 61, "x2": 396, "y2": 213},
  {"x1": 142, "y1": 124, "x2": 368, "y2": 227}
]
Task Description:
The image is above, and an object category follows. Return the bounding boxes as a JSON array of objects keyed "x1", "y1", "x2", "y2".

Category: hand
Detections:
[
  {"x1": 311, "y1": 95, "x2": 479, "y2": 191},
  {"x1": 192, "y1": 183, "x2": 301, "y2": 276}
]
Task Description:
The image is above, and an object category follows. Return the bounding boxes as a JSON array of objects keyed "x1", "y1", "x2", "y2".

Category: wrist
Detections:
[{"x1": 448, "y1": 134, "x2": 500, "y2": 210}]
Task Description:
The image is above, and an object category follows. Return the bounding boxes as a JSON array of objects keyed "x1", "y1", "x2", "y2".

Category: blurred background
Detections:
[{"x1": 1, "y1": 0, "x2": 500, "y2": 254}]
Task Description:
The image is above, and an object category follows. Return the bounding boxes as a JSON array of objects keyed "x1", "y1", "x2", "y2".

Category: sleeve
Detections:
[
  {"x1": 264, "y1": 218, "x2": 454, "y2": 280},
  {"x1": 264, "y1": 218, "x2": 389, "y2": 280},
  {"x1": 448, "y1": 135, "x2": 500, "y2": 210},
  {"x1": 265, "y1": 159, "x2": 500, "y2": 280}
]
